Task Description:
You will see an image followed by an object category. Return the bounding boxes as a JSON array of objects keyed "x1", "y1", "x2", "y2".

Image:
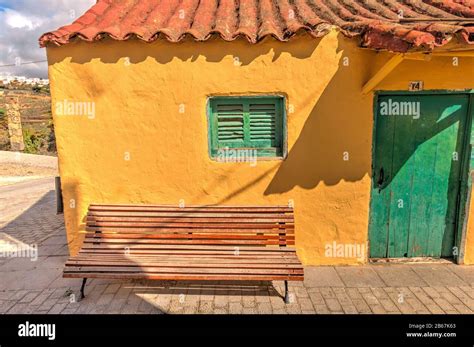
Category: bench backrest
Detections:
[{"x1": 85, "y1": 204, "x2": 295, "y2": 247}]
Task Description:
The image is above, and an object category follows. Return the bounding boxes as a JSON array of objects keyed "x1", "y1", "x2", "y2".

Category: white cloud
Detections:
[
  {"x1": 0, "y1": 0, "x2": 95, "y2": 78},
  {"x1": 4, "y1": 9, "x2": 43, "y2": 30}
]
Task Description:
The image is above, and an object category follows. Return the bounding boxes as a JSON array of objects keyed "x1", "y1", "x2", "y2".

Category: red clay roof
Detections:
[{"x1": 39, "y1": 0, "x2": 474, "y2": 52}]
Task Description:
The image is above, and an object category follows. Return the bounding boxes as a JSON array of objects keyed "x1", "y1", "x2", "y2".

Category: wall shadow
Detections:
[
  {"x1": 47, "y1": 35, "x2": 319, "y2": 67},
  {"x1": 264, "y1": 57, "x2": 370, "y2": 194}
]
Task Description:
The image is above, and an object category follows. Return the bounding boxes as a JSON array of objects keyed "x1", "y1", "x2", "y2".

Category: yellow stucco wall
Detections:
[{"x1": 46, "y1": 29, "x2": 474, "y2": 265}]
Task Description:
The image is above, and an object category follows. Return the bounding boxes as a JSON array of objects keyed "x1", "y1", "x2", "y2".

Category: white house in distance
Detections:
[{"x1": 0, "y1": 75, "x2": 49, "y2": 86}]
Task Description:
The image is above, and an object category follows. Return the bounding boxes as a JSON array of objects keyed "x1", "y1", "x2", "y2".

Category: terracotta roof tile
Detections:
[{"x1": 39, "y1": 0, "x2": 474, "y2": 52}]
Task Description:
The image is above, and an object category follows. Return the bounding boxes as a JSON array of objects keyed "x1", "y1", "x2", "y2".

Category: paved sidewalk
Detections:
[{"x1": 0, "y1": 179, "x2": 474, "y2": 314}]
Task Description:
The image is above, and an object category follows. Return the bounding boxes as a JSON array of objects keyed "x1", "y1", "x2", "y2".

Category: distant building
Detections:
[{"x1": 0, "y1": 75, "x2": 49, "y2": 87}]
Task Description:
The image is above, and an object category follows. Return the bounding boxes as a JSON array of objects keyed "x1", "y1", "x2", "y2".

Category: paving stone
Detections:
[
  {"x1": 336, "y1": 266, "x2": 386, "y2": 287},
  {"x1": 270, "y1": 295, "x2": 286, "y2": 311},
  {"x1": 0, "y1": 291, "x2": 14, "y2": 300},
  {"x1": 242, "y1": 295, "x2": 256, "y2": 308},
  {"x1": 372, "y1": 265, "x2": 427, "y2": 287},
  {"x1": 214, "y1": 295, "x2": 228, "y2": 308},
  {"x1": 424, "y1": 304, "x2": 445, "y2": 314},
  {"x1": 49, "y1": 303, "x2": 67, "y2": 314},
  {"x1": 104, "y1": 283, "x2": 121, "y2": 295},
  {"x1": 229, "y1": 302, "x2": 243, "y2": 314},
  {"x1": 286, "y1": 303, "x2": 302, "y2": 314},
  {"x1": 371, "y1": 288, "x2": 390, "y2": 299},
  {"x1": 8, "y1": 290, "x2": 28, "y2": 301},
  {"x1": 38, "y1": 298, "x2": 58, "y2": 312},
  {"x1": 255, "y1": 293, "x2": 271, "y2": 303},
  {"x1": 439, "y1": 290, "x2": 466, "y2": 306},
  {"x1": 335, "y1": 291, "x2": 353, "y2": 306},
  {"x1": 410, "y1": 265, "x2": 467, "y2": 287},
  {"x1": 107, "y1": 298, "x2": 127, "y2": 314},
  {"x1": 346, "y1": 288, "x2": 362, "y2": 299},
  {"x1": 182, "y1": 303, "x2": 198, "y2": 314},
  {"x1": 29, "y1": 288, "x2": 54, "y2": 306},
  {"x1": 309, "y1": 291, "x2": 325, "y2": 305},
  {"x1": 153, "y1": 294, "x2": 171, "y2": 312},
  {"x1": 242, "y1": 307, "x2": 258, "y2": 314},
  {"x1": 447, "y1": 287, "x2": 474, "y2": 310},
  {"x1": 304, "y1": 266, "x2": 345, "y2": 287},
  {"x1": 314, "y1": 305, "x2": 331, "y2": 314},
  {"x1": 360, "y1": 292, "x2": 379, "y2": 306},
  {"x1": 351, "y1": 299, "x2": 372, "y2": 314},
  {"x1": 459, "y1": 286, "x2": 474, "y2": 300},
  {"x1": 378, "y1": 298, "x2": 400, "y2": 313},
  {"x1": 370, "y1": 304, "x2": 387, "y2": 314},
  {"x1": 383, "y1": 288, "x2": 416, "y2": 314},
  {"x1": 97, "y1": 293, "x2": 115, "y2": 306},
  {"x1": 320, "y1": 288, "x2": 336, "y2": 299},
  {"x1": 198, "y1": 301, "x2": 213, "y2": 314},
  {"x1": 166, "y1": 295, "x2": 185, "y2": 314},
  {"x1": 137, "y1": 296, "x2": 159, "y2": 313},
  {"x1": 342, "y1": 305, "x2": 358, "y2": 314},
  {"x1": 298, "y1": 297, "x2": 314, "y2": 311},
  {"x1": 405, "y1": 297, "x2": 429, "y2": 313},
  {"x1": 61, "y1": 307, "x2": 79, "y2": 314},
  {"x1": 49, "y1": 288, "x2": 68, "y2": 300},
  {"x1": 271, "y1": 308, "x2": 286, "y2": 314},
  {"x1": 214, "y1": 308, "x2": 228, "y2": 314},
  {"x1": 325, "y1": 298, "x2": 343, "y2": 312},
  {"x1": 19, "y1": 290, "x2": 41, "y2": 303},
  {"x1": 452, "y1": 303, "x2": 472, "y2": 314},
  {"x1": 447, "y1": 266, "x2": 474, "y2": 286},
  {"x1": 6, "y1": 302, "x2": 34, "y2": 314}
]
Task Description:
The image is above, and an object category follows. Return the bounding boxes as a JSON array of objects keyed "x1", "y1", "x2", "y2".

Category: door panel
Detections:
[{"x1": 369, "y1": 94, "x2": 470, "y2": 258}]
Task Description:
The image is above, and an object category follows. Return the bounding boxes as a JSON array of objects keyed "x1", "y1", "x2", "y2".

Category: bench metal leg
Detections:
[
  {"x1": 80, "y1": 278, "x2": 87, "y2": 300},
  {"x1": 284, "y1": 280, "x2": 290, "y2": 304}
]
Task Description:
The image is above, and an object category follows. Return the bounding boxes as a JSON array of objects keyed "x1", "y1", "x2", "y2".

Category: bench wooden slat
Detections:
[
  {"x1": 65, "y1": 265, "x2": 304, "y2": 274},
  {"x1": 83, "y1": 238, "x2": 292, "y2": 248},
  {"x1": 64, "y1": 273, "x2": 304, "y2": 281},
  {"x1": 88, "y1": 222, "x2": 294, "y2": 229},
  {"x1": 87, "y1": 217, "x2": 294, "y2": 223},
  {"x1": 86, "y1": 227, "x2": 294, "y2": 234},
  {"x1": 84, "y1": 233, "x2": 294, "y2": 240},
  {"x1": 67, "y1": 257, "x2": 303, "y2": 265},
  {"x1": 89, "y1": 204, "x2": 292, "y2": 212},
  {"x1": 88, "y1": 211, "x2": 294, "y2": 218},
  {"x1": 80, "y1": 244, "x2": 297, "y2": 251},
  {"x1": 64, "y1": 204, "x2": 303, "y2": 293}
]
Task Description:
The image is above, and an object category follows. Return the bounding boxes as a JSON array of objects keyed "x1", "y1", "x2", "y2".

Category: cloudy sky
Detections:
[{"x1": 0, "y1": 0, "x2": 95, "y2": 78}]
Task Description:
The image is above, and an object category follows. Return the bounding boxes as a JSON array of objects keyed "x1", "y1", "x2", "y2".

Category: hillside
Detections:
[{"x1": 0, "y1": 87, "x2": 56, "y2": 155}]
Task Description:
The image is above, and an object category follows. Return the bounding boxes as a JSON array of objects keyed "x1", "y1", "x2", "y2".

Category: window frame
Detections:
[{"x1": 207, "y1": 95, "x2": 287, "y2": 161}]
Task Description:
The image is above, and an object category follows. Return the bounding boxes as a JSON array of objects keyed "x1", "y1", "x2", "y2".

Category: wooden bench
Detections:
[{"x1": 63, "y1": 204, "x2": 304, "y2": 303}]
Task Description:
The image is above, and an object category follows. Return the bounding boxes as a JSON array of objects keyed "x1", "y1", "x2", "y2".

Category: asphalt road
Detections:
[{"x1": 0, "y1": 177, "x2": 56, "y2": 228}]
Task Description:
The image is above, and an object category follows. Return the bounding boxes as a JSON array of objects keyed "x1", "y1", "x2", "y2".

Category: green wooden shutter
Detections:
[{"x1": 209, "y1": 96, "x2": 284, "y2": 158}]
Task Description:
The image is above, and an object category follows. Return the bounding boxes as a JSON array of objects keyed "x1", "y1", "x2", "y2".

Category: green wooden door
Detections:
[{"x1": 369, "y1": 94, "x2": 470, "y2": 258}]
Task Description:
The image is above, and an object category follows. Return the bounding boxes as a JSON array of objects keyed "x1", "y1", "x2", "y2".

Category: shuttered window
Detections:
[{"x1": 208, "y1": 96, "x2": 285, "y2": 158}]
